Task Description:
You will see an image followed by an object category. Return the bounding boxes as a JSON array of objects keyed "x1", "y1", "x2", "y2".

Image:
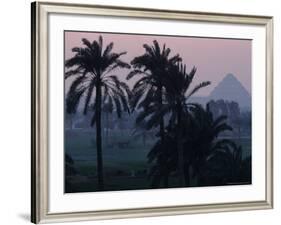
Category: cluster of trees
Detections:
[
  {"x1": 65, "y1": 36, "x2": 251, "y2": 190},
  {"x1": 208, "y1": 100, "x2": 240, "y2": 121},
  {"x1": 208, "y1": 100, "x2": 251, "y2": 138}
]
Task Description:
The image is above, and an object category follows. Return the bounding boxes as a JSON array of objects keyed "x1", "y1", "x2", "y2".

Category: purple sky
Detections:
[{"x1": 65, "y1": 31, "x2": 251, "y2": 96}]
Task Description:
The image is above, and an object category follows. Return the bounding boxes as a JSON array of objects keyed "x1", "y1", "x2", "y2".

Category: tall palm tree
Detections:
[
  {"x1": 128, "y1": 40, "x2": 182, "y2": 129},
  {"x1": 163, "y1": 63, "x2": 210, "y2": 185},
  {"x1": 127, "y1": 40, "x2": 182, "y2": 186},
  {"x1": 65, "y1": 36, "x2": 131, "y2": 190},
  {"x1": 185, "y1": 104, "x2": 234, "y2": 186}
]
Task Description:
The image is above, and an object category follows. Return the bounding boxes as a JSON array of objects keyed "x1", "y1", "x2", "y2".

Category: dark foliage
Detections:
[
  {"x1": 65, "y1": 36, "x2": 131, "y2": 190},
  {"x1": 64, "y1": 37, "x2": 251, "y2": 192},
  {"x1": 147, "y1": 104, "x2": 250, "y2": 188},
  {"x1": 128, "y1": 40, "x2": 182, "y2": 187}
]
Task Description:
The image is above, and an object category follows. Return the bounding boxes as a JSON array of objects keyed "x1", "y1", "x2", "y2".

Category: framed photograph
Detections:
[{"x1": 31, "y1": 1, "x2": 273, "y2": 223}]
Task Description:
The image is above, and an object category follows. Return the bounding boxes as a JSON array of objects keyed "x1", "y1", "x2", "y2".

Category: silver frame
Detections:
[{"x1": 31, "y1": 1, "x2": 274, "y2": 223}]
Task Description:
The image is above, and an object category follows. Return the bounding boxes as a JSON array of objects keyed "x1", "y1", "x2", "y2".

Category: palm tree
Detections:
[
  {"x1": 204, "y1": 142, "x2": 251, "y2": 185},
  {"x1": 128, "y1": 40, "x2": 182, "y2": 129},
  {"x1": 185, "y1": 104, "x2": 234, "y2": 186},
  {"x1": 127, "y1": 40, "x2": 182, "y2": 186},
  {"x1": 228, "y1": 101, "x2": 241, "y2": 141},
  {"x1": 147, "y1": 122, "x2": 180, "y2": 188},
  {"x1": 148, "y1": 103, "x2": 234, "y2": 188},
  {"x1": 163, "y1": 63, "x2": 210, "y2": 185},
  {"x1": 102, "y1": 102, "x2": 113, "y2": 145},
  {"x1": 65, "y1": 36, "x2": 131, "y2": 190}
]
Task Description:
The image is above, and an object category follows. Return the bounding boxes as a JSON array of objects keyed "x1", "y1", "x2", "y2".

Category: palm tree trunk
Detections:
[
  {"x1": 176, "y1": 104, "x2": 185, "y2": 186},
  {"x1": 158, "y1": 86, "x2": 169, "y2": 187},
  {"x1": 95, "y1": 82, "x2": 104, "y2": 190},
  {"x1": 160, "y1": 119, "x2": 169, "y2": 187},
  {"x1": 177, "y1": 138, "x2": 185, "y2": 186},
  {"x1": 106, "y1": 112, "x2": 109, "y2": 145},
  {"x1": 159, "y1": 85, "x2": 165, "y2": 140}
]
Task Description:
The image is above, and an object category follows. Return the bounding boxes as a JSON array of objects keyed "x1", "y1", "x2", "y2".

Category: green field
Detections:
[{"x1": 65, "y1": 129, "x2": 251, "y2": 193}]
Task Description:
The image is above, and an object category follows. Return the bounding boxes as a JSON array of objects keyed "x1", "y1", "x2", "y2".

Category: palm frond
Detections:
[
  {"x1": 66, "y1": 87, "x2": 86, "y2": 114},
  {"x1": 98, "y1": 35, "x2": 103, "y2": 51},
  {"x1": 212, "y1": 115, "x2": 228, "y2": 129},
  {"x1": 213, "y1": 123, "x2": 233, "y2": 136},
  {"x1": 162, "y1": 46, "x2": 171, "y2": 59},
  {"x1": 186, "y1": 81, "x2": 211, "y2": 99},
  {"x1": 81, "y1": 38, "x2": 92, "y2": 49},
  {"x1": 142, "y1": 44, "x2": 155, "y2": 57},
  {"x1": 83, "y1": 79, "x2": 96, "y2": 115},
  {"x1": 112, "y1": 95, "x2": 122, "y2": 118},
  {"x1": 168, "y1": 54, "x2": 182, "y2": 64},
  {"x1": 90, "y1": 111, "x2": 97, "y2": 127},
  {"x1": 153, "y1": 40, "x2": 161, "y2": 55},
  {"x1": 183, "y1": 66, "x2": 197, "y2": 91},
  {"x1": 65, "y1": 68, "x2": 83, "y2": 79},
  {"x1": 103, "y1": 42, "x2": 114, "y2": 57}
]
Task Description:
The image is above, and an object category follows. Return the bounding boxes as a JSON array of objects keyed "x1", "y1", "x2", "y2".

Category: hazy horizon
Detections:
[{"x1": 65, "y1": 31, "x2": 252, "y2": 97}]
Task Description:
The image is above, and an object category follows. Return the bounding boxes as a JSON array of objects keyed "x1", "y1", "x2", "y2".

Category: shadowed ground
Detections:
[{"x1": 65, "y1": 129, "x2": 251, "y2": 193}]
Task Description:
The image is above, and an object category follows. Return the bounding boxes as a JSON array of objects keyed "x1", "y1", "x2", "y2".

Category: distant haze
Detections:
[{"x1": 65, "y1": 31, "x2": 252, "y2": 96}]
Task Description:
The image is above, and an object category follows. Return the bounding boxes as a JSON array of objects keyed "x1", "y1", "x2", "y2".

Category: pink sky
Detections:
[{"x1": 65, "y1": 31, "x2": 251, "y2": 96}]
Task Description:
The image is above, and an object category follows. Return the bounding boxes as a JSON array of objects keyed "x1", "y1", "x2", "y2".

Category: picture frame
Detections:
[{"x1": 31, "y1": 1, "x2": 273, "y2": 224}]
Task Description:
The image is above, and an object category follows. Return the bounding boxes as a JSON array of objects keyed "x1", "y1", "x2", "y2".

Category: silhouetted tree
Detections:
[
  {"x1": 203, "y1": 142, "x2": 251, "y2": 185},
  {"x1": 208, "y1": 100, "x2": 219, "y2": 119},
  {"x1": 65, "y1": 36, "x2": 131, "y2": 190},
  {"x1": 128, "y1": 40, "x2": 181, "y2": 186},
  {"x1": 163, "y1": 63, "x2": 210, "y2": 185},
  {"x1": 208, "y1": 100, "x2": 242, "y2": 138},
  {"x1": 148, "y1": 103, "x2": 236, "y2": 188},
  {"x1": 240, "y1": 111, "x2": 252, "y2": 135},
  {"x1": 147, "y1": 125, "x2": 177, "y2": 188},
  {"x1": 229, "y1": 101, "x2": 241, "y2": 140},
  {"x1": 185, "y1": 104, "x2": 234, "y2": 186}
]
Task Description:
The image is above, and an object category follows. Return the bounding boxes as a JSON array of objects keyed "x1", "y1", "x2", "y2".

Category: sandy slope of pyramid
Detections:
[{"x1": 209, "y1": 73, "x2": 251, "y2": 109}]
